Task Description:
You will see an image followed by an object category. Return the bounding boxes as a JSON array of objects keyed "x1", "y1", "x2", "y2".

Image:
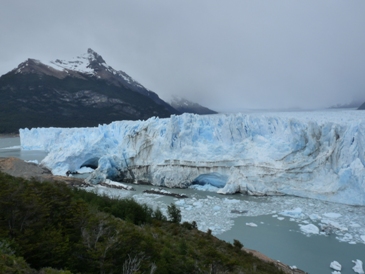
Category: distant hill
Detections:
[
  {"x1": 0, "y1": 49, "x2": 180, "y2": 133},
  {"x1": 170, "y1": 96, "x2": 217, "y2": 115},
  {"x1": 358, "y1": 102, "x2": 365, "y2": 110},
  {"x1": 330, "y1": 99, "x2": 364, "y2": 109}
]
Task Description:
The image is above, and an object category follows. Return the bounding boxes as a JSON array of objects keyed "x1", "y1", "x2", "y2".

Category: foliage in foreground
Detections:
[{"x1": 0, "y1": 171, "x2": 283, "y2": 274}]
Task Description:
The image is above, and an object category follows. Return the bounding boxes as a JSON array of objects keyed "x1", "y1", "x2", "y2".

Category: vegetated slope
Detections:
[
  {"x1": 0, "y1": 49, "x2": 180, "y2": 133},
  {"x1": 0, "y1": 171, "x2": 284, "y2": 274}
]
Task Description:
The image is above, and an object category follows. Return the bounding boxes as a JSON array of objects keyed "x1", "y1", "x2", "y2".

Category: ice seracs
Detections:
[{"x1": 20, "y1": 109, "x2": 365, "y2": 205}]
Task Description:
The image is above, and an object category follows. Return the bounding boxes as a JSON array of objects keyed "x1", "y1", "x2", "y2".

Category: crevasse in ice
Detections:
[{"x1": 20, "y1": 110, "x2": 365, "y2": 205}]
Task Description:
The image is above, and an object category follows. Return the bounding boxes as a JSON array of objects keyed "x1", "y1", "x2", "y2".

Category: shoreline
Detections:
[
  {"x1": 243, "y1": 248, "x2": 307, "y2": 274},
  {"x1": 0, "y1": 133, "x2": 19, "y2": 138}
]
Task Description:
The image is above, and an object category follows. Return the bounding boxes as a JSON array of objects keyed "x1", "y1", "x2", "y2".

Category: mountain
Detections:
[
  {"x1": 0, "y1": 49, "x2": 180, "y2": 133},
  {"x1": 330, "y1": 99, "x2": 364, "y2": 109},
  {"x1": 358, "y1": 102, "x2": 365, "y2": 110},
  {"x1": 170, "y1": 96, "x2": 217, "y2": 115}
]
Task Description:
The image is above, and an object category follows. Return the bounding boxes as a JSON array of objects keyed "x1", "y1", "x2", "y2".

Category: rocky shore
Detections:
[
  {"x1": 0, "y1": 157, "x2": 308, "y2": 273},
  {"x1": 243, "y1": 248, "x2": 307, "y2": 274},
  {"x1": 0, "y1": 157, "x2": 86, "y2": 186}
]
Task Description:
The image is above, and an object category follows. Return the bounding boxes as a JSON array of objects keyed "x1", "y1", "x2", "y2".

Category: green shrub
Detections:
[
  {"x1": 167, "y1": 203, "x2": 181, "y2": 223},
  {"x1": 233, "y1": 239, "x2": 244, "y2": 249}
]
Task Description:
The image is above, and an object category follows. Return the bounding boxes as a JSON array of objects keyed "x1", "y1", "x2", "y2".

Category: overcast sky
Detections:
[{"x1": 1, "y1": 1, "x2": 365, "y2": 112}]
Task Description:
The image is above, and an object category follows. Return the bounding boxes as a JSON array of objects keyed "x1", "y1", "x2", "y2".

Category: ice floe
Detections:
[
  {"x1": 330, "y1": 260, "x2": 342, "y2": 271},
  {"x1": 299, "y1": 224, "x2": 319, "y2": 235},
  {"x1": 25, "y1": 160, "x2": 39, "y2": 164},
  {"x1": 352, "y1": 259, "x2": 364, "y2": 274}
]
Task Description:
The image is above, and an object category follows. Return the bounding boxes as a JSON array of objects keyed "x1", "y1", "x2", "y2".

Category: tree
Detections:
[
  {"x1": 167, "y1": 204, "x2": 181, "y2": 223},
  {"x1": 233, "y1": 239, "x2": 243, "y2": 250}
]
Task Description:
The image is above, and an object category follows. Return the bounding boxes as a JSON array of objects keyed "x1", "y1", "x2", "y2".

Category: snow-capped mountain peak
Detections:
[
  {"x1": 2, "y1": 49, "x2": 179, "y2": 132},
  {"x1": 47, "y1": 48, "x2": 111, "y2": 76},
  {"x1": 12, "y1": 49, "x2": 150, "y2": 93}
]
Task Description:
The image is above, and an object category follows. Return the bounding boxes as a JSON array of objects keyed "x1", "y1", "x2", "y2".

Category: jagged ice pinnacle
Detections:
[{"x1": 20, "y1": 110, "x2": 365, "y2": 205}]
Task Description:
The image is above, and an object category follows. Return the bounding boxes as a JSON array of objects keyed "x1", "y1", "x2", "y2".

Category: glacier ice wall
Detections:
[{"x1": 20, "y1": 111, "x2": 365, "y2": 205}]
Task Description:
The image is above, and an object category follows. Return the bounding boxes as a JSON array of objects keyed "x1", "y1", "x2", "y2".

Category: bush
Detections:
[
  {"x1": 233, "y1": 239, "x2": 244, "y2": 250},
  {"x1": 167, "y1": 204, "x2": 181, "y2": 223}
]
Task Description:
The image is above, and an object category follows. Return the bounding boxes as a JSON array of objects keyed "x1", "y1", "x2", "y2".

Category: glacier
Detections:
[{"x1": 20, "y1": 110, "x2": 365, "y2": 205}]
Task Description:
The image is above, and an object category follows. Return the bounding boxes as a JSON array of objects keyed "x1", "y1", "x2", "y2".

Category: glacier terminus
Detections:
[{"x1": 20, "y1": 110, "x2": 365, "y2": 206}]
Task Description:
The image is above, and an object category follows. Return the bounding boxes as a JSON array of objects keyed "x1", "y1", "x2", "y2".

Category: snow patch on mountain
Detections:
[{"x1": 20, "y1": 109, "x2": 365, "y2": 205}]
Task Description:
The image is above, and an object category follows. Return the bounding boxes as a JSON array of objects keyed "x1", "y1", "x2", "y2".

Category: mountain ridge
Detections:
[
  {"x1": 170, "y1": 96, "x2": 217, "y2": 115},
  {"x1": 0, "y1": 49, "x2": 180, "y2": 133}
]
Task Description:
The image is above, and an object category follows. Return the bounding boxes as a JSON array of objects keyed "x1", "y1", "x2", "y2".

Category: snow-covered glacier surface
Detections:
[{"x1": 20, "y1": 110, "x2": 365, "y2": 205}]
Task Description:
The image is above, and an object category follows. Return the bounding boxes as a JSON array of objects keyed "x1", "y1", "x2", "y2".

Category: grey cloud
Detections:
[{"x1": 1, "y1": 0, "x2": 365, "y2": 112}]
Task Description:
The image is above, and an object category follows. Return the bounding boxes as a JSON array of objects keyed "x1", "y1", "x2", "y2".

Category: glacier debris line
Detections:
[{"x1": 20, "y1": 111, "x2": 365, "y2": 205}]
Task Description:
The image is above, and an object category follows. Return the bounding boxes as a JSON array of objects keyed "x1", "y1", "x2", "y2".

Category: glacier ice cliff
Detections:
[{"x1": 20, "y1": 110, "x2": 365, "y2": 205}]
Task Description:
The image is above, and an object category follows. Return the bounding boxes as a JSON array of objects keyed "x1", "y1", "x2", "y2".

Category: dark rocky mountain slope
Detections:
[
  {"x1": 0, "y1": 49, "x2": 180, "y2": 133},
  {"x1": 170, "y1": 96, "x2": 217, "y2": 115},
  {"x1": 358, "y1": 102, "x2": 365, "y2": 110}
]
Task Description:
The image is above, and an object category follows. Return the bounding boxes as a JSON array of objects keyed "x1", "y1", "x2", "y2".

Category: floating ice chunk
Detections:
[
  {"x1": 352, "y1": 259, "x2": 364, "y2": 274},
  {"x1": 299, "y1": 224, "x2": 319, "y2": 234},
  {"x1": 213, "y1": 206, "x2": 221, "y2": 211},
  {"x1": 330, "y1": 261, "x2": 341, "y2": 271},
  {"x1": 189, "y1": 184, "x2": 220, "y2": 192},
  {"x1": 280, "y1": 208, "x2": 304, "y2": 218},
  {"x1": 25, "y1": 159, "x2": 39, "y2": 164},
  {"x1": 2, "y1": 145, "x2": 21, "y2": 150},
  {"x1": 76, "y1": 166, "x2": 94, "y2": 173},
  {"x1": 323, "y1": 213, "x2": 341, "y2": 219},
  {"x1": 321, "y1": 219, "x2": 348, "y2": 232},
  {"x1": 309, "y1": 214, "x2": 321, "y2": 221},
  {"x1": 175, "y1": 200, "x2": 185, "y2": 206},
  {"x1": 223, "y1": 198, "x2": 240, "y2": 204},
  {"x1": 336, "y1": 232, "x2": 353, "y2": 243},
  {"x1": 361, "y1": 235, "x2": 365, "y2": 243},
  {"x1": 104, "y1": 179, "x2": 134, "y2": 190},
  {"x1": 350, "y1": 222, "x2": 361, "y2": 228},
  {"x1": 277, "y1": 217, "x2": 284, "y2": 221},
  {"x1": 332, "y1": 271, "x2": 341, "y2": 274},
  {"x1": 193, "y1": 201, "x2": 203, "y2": 208},
  {"x1": 246, "y1": 222, "x2": 258, "y2": 227}
]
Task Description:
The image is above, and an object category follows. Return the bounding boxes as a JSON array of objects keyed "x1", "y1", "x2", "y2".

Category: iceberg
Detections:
[
  {"x1": 20, "y1": 110, "x2": 365, "y2": 205},
  {"x1": 330, "y1": 261, "x2": 341, "y2": 271},
  {"x1": 299, "y1": 223, "x2": 319, "y2": 235},
  {"x1": 353, "y1": 259, "x2": 364, "y2": 274}
]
